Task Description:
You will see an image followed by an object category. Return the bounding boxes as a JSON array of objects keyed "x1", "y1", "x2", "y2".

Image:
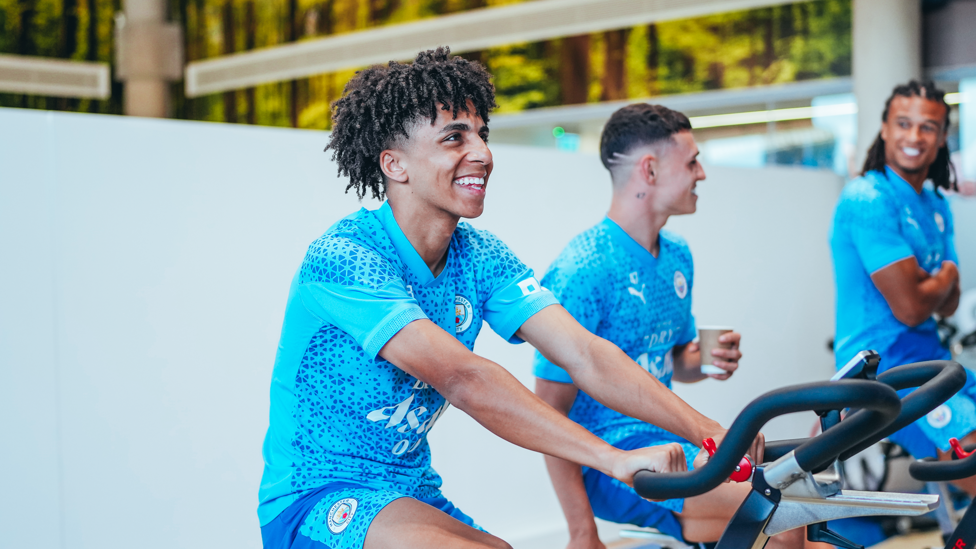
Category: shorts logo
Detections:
[
  {"x1": 327, "y1": 497, "x2": 358, "y2": 534},
  {"x1": 934, "y1": 212, "x2": 945, "y2": 233},
  {"x1": 455, "y1": 295, "x2": 473, "y2": 334},
  {"x1": 517, "y1": 277, "x2": 541, "y2": 296},
  {"x1": 927, "y1": 404, "x2": 952, "y2": 430},
  {"x1": 673, "y1": 271, "x2": 688, "y2": 299}
]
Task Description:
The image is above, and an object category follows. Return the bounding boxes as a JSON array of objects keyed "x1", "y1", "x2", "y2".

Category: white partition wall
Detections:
[{"x1": 5, "y1": 108, "x2": 969, "y2": 549}]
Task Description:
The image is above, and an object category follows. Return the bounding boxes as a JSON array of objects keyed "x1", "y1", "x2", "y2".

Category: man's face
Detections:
[
  {"x1": 394, "y1": 101, "x2": 492, "y2": 220},
  {"x1": 881, "y1": 95, "x2": 947, "y2": 177},
  {"x1": 652, "y1": 131, "x2": 705, "y2": 216}
]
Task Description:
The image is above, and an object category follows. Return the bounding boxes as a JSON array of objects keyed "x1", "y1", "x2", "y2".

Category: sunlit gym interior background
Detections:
[{"x1": 3, "y1": 0, "x2": 976, "y2": 548}]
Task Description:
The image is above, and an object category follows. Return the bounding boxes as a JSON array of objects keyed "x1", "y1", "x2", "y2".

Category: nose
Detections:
[{"x1": 467, "y1": 136, "x2": 492, "y2": 166}]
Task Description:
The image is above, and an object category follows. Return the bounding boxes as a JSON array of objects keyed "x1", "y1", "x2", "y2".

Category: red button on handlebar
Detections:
[
  {"x1": 950, "y1": 438, "x2": 972, "y2": 459},
  {"x1": 702, "y1": 438, "x2": 754, "y2": 482}
]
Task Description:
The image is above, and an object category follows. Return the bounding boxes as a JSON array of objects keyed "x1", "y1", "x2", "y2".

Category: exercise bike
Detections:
[{"x1": 631, "y1": 358, "x2": 966, "y2": 549}]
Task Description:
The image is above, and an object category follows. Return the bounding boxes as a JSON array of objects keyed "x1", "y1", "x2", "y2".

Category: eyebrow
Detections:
[{"x1": 438, "y1": 122, "x2": 489, "y2": 134}]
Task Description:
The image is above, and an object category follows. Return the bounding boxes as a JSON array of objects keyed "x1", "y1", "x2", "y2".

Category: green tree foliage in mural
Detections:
[{"x1": 1, "y1": 0, "x2": 851, "y2": 127}]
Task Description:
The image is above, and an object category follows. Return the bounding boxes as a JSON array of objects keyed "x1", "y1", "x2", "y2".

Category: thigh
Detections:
[
  {"x1": 676, "y1": 482, "x2": 751, "y2": 543},
  {"x1": 364, "y1": 497, "x2": 510, "y2": 549}
]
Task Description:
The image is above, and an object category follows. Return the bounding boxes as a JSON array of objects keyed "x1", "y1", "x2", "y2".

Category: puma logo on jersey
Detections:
[
  {"x1": 628, "y1": 285, "x2": 646, "y2": 304},
  {"x1": 627, "y1": 272, "x2": 646, "y2": 304}
]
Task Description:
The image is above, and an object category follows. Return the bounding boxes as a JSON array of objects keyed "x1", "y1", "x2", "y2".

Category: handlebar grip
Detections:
[
  {"x1": 837, "y1": 361, "x2": 966, "y2": 462},
  {"x1": 910, "y1": 454, "x2": 976, "y2": 481},
  {"x1": 633, "y1": 380, "x2": 900, "y2": 501}
]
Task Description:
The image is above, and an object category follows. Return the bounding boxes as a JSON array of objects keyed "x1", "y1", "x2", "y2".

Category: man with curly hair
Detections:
[{"x1": 258, "y1": 48, "x2": 739, "y2": 549}]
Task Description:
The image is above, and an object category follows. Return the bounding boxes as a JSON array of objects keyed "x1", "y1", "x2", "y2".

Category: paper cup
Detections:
[{"x1": 698, "y1": 326, "x2": 733, "y2": 375}]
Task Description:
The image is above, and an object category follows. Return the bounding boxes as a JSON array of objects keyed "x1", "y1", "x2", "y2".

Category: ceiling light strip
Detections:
[{"x1": 0, "y1": 54, "x2": 111, "y2": 99}]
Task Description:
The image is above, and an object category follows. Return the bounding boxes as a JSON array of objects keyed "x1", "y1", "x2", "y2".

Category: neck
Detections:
[
  {"x1": 607, "y1": 189, "x2": 668, "y2": 257},
  {"x1": 387, "y1": 199, "x2": 456, "y2": 276},
  {"x1": 887, "y1": 163, "x2": 927, "y2": 194}
]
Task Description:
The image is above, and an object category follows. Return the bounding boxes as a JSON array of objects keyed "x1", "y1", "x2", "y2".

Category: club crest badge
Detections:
[
  {"x1": 673, "y1": 271, "x2": 688, "y2": 299},
  {"x1": 455, "y1": 295, "x2": 473, "y2": 334},
  {"x1": 927, "y1": 404, "x2": 952, "y2": 430},
  {"x1": 327, "y1": 497, "x2": 358, "y2": 534},
  {"x1": 934, "y1": 212, "x2": 945, "y2": 233}
]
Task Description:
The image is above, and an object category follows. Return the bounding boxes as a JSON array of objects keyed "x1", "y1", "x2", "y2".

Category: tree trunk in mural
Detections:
[
  {"x1": 601, "y1": 29, "x2": 628, "y2": 101},
  {"x1": 288, "y1": 0, "x2": 298, "y2": 127},
  {"x1": 222, "y1": 0, "x2": 237, "y2": 123},
  {"x1": 646, "y1": 23, "x2": 659, "y2": 96},
  {"x1": 245, "y1": 0, "x2": 256, "y2": 124},
  {"x1": 560, "y1": 34, "x2": 589, "y2": 105},
  {"x1": 60, "y1": 0, "x2": 79, "y2": 109}
]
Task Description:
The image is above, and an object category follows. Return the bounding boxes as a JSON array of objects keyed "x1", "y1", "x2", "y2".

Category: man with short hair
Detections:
[
  {"x1": 534, "y1": 104, "x2": 803, "y2": 549},
  {"x1": 830, "y1": 80, "x2": 974, "y2": 491},
  {"x1": 258, "y1": 49, "x2": 740, "y2": 549}
]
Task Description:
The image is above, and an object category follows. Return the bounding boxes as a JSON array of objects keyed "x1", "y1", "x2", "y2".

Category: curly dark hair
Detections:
[
  {"x1": 324, "y1": 47, "x2": 497, "y2": 201},
  {"x1": 861, "y1": 79, "x2": 956, "y2": 192},
  {"x1": 600, "y1": 103, "x2": 692, "y2": 171}
]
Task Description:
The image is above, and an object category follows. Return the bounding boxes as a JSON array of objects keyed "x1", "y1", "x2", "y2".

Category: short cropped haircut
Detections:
[
  {"x1": 325, "y1": 47, "x2": 497, "y2": 201},
  {"x1": 600, "y1": 104, "x2": 692, "y2": 170}
]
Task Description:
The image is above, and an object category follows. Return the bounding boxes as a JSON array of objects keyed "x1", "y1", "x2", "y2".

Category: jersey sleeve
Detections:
[
  {"x1": 944, "y1": 201, "x2": 959, "y2": 265},
  {"x1": 532, "y1": 258, "x2": 606, "y2": 384},
  {"x1": 297, "y1": 237, "x2": 427, "y2": 360},
  {"x1": 840, "y1": 188, "x2": 914, "y2": 274},
  {"x1": 475, "y1": 231, "x2": 559, "y2": 344}
]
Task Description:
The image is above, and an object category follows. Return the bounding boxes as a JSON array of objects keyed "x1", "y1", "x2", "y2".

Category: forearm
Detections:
[
  {"x1": 445, "y1": 359, "x2": 622, "y2": 476},
  {"x1": 570, "y1": 337, "x2": 720, "y2": 443},
  {"x1": 672, "y1": 343, "x2": 706, "y2": 383},
  {"x1": 544, "y1": 455, "x2": 601, "y2": 541}
]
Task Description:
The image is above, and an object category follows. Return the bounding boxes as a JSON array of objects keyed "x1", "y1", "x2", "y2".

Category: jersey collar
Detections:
[
  {"x1": 374, "y1": 201, "x2": 451, "y2": 287},
  {"x1": 884, "y1": 165, "x2": 925, "y2": 201},
  {"x1": 601, "y1": 217, "x2": 658, "y2": 269}
]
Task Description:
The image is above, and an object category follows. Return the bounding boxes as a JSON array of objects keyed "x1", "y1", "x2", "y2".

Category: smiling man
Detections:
[
  {"x1": 256, "y1": 49, "x2": 735, "y2": 549},
  {"x1": 830, "y1": 80, "x2": 973, "y2": 485},
  {"x1": 533, "y1": 105, "x2": 805, "y2": 549}
]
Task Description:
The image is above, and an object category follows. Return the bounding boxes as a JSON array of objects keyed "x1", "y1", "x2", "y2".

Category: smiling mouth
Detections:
[
  {"x1": 454, "y1": 176, "x2": 486, "y2": 190},
  {"x1": 902, "y1": 146, "x2": 921, "y2": 157}
]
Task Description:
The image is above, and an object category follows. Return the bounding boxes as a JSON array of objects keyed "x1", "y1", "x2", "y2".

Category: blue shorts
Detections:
[
  {"x1": 582, "y1": 432, "x2": 700, "y2": 541},
  {"x1": 880, "y1": 333, "x2": 976, "y2": 459},
  {"x1": 260, "y1": 483, "x2": 484, "y2": 549}
]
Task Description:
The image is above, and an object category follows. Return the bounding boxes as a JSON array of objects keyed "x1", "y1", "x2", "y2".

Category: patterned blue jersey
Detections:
[
  {"x1": 830, "y1": 167, "x2": 958, "y2": 369},
  {"x1": 258, "y1": 202, "x2": 558, "y2": 525},
  {"x1": 533, "y1": 218, "x2": 697, "y2": 446}
]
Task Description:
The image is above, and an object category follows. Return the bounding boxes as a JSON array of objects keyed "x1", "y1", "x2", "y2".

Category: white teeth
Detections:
[
  {"x1": 453, "y1": 177, "x2": 485, "y2": 187},
  {"x1": 903, "y1": 147, "x2": 920, "y2": 157},
  {"x1": 691, "y1": 187, "x2": 698, "y2": 196}
]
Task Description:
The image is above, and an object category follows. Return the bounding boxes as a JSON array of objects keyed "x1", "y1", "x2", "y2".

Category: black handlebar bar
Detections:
[
  {"x1": 633, "y1": 380, "x2": 901, "y2": 500},
  {"x1": 910, "y1": 451, "x2": 976, "y2": 481},
  {"x1": 836, "y1": 361, "x2": 966, "y2": 462}
]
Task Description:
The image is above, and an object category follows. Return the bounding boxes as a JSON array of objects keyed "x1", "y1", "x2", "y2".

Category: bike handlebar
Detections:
[
  {"x1": 633, "y1": 380, "x2": 900, "y2": 500},
  {"x1": 836, "y1": 361, "x2": 966, "y2": 462},
  {"x1": 910, "y1": 444, "x2": 976, "y2": 481}
]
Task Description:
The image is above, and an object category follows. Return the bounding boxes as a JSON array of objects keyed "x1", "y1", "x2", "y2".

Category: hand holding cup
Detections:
[{"x1": 698, "y1": 326, "x2": 741, "y2": 379}]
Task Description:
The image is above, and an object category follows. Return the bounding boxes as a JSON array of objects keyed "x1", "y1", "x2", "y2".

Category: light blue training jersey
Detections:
[
  {"x1": 258, "y1": 202, "x2": 558, "y2": 526},
  {"x1": 533, "y1": 218, "x2": 697, "y2": 446},
  {"x1": 830, "y1": 166, "x2": 958, "y2": 369}
]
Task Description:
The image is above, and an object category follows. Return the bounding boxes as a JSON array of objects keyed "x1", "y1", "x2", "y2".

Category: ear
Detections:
[
  {"x1": 637, "y1": 153, "x2": 658, "y2": 186},
  {"x1": 879, "y1": 121, "x2": 890, "y2": 144},
  {"x1": 380, "y1": 150, "x2": 408, "y2": 184}
]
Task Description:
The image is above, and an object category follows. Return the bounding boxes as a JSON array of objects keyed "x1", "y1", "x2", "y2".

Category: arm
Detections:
[
  {"x1": 871, "y1": 258, "x2": 959, "y2": 326},
  {"x1": 536, "y1": 378, "x2": 606, "y2": 549},
  {"x1": 517, "y1": 305, "x2": 723, "y2": 447},
  {"x1": 379, "y1": 319, "x2": 685, "y2": 484}
]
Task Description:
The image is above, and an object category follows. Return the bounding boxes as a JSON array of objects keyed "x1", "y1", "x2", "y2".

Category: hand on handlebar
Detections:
[
  {"x1": 612, "y1": 443, "x2": 687, "y2": 499},
  {"x1": 708, "y1": 429, "x2": 765, "y2": 466}
]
